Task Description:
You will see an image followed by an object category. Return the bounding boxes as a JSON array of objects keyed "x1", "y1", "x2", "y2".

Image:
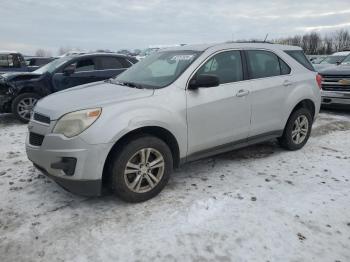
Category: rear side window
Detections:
[
  {"x1": 284, "y1": 50, "x2": 315, "y2": 71},
  {"x1": 246, "y1": 50, "x2": 281, "y2": 79},
  {"x1": 0, "y1": 55, "x2": 9, "y2": 68},
  {"x1": 98, "y1": 57, "x2": 123, "y2": 70},
  {"x1": 0, "y1": 54, "x2": 20, "y2": 68},
  {"x1": 196, "y1": 50, "x2": 243, "y2": 84}
]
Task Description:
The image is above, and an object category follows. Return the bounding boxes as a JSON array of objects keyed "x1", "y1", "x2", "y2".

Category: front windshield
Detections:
[
  {"x1": 115, "y1": 50, "x2": 201, "y2": 89},
  {"x1": 341, "y1": 55, "x2": 350, "y2": 65},
  {"x1": 320, "y1": 56, "x2": 345, "y2": 64},
  {"x1": 34, "y1": 57, "x2": 71, "y2": 74}
]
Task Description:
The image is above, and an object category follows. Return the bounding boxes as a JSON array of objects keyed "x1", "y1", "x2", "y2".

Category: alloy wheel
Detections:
[
  {"x1": 124, "y1": 148, "x2": 165, "y2": 193},
  {"x1": 17, "y1": 97, "x2": 37, "y2": 120},
  {"x1": 291, "y1": 115, "x2": 309, "y2": 144}
]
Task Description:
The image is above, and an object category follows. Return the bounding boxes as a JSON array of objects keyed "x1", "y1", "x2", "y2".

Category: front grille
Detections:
[
  {"x1": 321, "y1": 74, "x2": 350, "y2": 92},
  {"x1": 29, "y1": 132, "x2": 44, "y2": 146},
  {"x1": 33, "y1": 113, "x2": 50, "y2": 124}
]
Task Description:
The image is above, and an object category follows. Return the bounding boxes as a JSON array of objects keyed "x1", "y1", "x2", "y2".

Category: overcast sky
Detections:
[{"x1": 1, "y1": 0, "x2": 350, "y2": 55}]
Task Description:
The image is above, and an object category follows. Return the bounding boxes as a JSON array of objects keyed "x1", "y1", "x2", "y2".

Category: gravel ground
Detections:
[{"x1": 0, "y1": 109, "x2": 350, "y2": 262}]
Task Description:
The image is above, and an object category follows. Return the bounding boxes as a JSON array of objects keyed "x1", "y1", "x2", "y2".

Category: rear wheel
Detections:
[
  {"x1": 12, "y1": 92, "x2": 41, "y2": 123},
  {"x1": 279, "y1": 108, "x2": 312, "y2": 150},
  {"x1": 110, "y1": 136, "x2": 173, "y2": 202}
]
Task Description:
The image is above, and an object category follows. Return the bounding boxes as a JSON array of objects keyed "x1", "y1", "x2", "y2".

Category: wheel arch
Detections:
[
  {"x1": 282, "y1": 98, "x2": 316, "y2": 135},
  {"x1": 102, "y1": 126, "x2": 181, "y2": 186},
  {"x1": 289, "y1": 99, "x2": 316, "y2": 120}
]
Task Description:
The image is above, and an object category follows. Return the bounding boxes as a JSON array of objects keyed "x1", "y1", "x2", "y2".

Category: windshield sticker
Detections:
[{"x1": 170, "y1": 55, "x2": 195, "y2": 61}]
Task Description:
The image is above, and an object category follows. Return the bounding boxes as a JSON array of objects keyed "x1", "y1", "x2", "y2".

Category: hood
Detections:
[
  {"x1": 34, "y1": 81, "x2": 154, "y2": 120},
  {"x1": 1, "y1": 72, "x2": 42, "y2": 82},
  {"x1": 319, "y1": 64, "x2": 350, "y2": 75},
  {"x1": 313, "y1": 63, "x2": 336, "y2": 72}
]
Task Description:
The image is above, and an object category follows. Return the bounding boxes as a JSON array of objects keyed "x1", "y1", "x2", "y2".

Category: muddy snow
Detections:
[{"x1": 0, "y1": 110, "x2": 350, "y2": 262}]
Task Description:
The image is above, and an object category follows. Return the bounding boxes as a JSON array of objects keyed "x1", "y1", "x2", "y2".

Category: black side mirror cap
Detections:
[{"x1": 188, "y1": 74, "x2": 220, "y2": 89}]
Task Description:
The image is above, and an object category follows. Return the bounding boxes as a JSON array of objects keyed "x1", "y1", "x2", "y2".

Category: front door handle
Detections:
[
  {"x1": 283, "y1": 80, "x2": 293, "y2": 87},
  {"x1": 236, "y1": 89, "x2": 250, "y2": 97}
]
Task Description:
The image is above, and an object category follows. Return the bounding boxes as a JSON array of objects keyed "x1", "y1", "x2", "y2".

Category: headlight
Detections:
[{"x1": 53, "y1": 108, "x2": 101, "y2": 138}]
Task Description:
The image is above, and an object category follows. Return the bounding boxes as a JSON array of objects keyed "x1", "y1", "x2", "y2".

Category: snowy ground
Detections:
[{"x1": 0, "y1": 110, "x2": 350, "y2": 262}]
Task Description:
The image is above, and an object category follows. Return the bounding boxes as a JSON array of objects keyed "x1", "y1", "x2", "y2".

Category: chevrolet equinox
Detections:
[{"x1": 26, "y1": 43, "x2": 322, "y2": 202}]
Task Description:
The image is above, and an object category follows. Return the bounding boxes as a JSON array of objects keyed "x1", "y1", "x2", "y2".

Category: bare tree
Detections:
[
  {"x1": 333, "y1": 29, "x2": 350, "y2": 52},
  {"x1": 57, "y1": 46, "x2": 71, "y2": 56},
  {"x1": 35, "y1": 49, "x2": 52, "y2": 57}
]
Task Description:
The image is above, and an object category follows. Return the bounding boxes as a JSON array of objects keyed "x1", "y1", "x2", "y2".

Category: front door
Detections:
[
  {"x1": 186, "y1": 50, "x2": 251, "y2": 156},
  {"x1": 52, "y1": 57, "x2": 98, "y2": 91}
]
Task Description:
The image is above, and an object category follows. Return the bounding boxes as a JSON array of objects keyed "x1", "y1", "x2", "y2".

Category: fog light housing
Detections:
[{"x1": 51, "y1": 157, "x2": 77, "y2": 176}]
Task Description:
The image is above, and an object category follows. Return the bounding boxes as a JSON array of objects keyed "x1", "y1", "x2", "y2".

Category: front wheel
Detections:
[
  {"x1": 11, "y1": 93, "x2": 41, "y2": 123},
  {"x1": 110, "y1": 136, "x2": 173, "y2": 202},
  {"x1": 279, "y1": 108, "x2": 313, "y2": 150}
]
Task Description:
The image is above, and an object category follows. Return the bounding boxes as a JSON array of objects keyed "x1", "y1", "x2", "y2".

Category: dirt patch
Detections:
[{"x1": 312, "y1": 121, "x2": 350, "y2": 137}]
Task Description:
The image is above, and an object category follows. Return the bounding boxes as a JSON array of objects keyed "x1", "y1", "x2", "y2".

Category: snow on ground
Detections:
[{"x1": 0, "y1": 110, "x2": 350, "y2": 262}]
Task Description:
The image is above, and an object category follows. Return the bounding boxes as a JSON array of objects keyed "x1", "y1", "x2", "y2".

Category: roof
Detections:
[
  {"x1": 62, "y1": 52, "x2": 135, "y2": 60},
  {"x1": 162, "y1": 42, "x2": 302, "y2": 52},
  {"x1": 0, "y1": 50, "x2": 20, "y2": 54}
]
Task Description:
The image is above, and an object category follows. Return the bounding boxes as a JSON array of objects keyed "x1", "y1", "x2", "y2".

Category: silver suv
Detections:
[{"x1": 26, "y1": 43, "x2": 321, "y2": 202}]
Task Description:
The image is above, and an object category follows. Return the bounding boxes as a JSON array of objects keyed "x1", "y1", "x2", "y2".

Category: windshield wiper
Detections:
[{"x1": 107, "y1": 79, "x2": 143, "y2": 89}]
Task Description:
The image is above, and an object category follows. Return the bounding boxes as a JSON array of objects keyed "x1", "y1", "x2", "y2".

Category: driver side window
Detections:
[
  {"x1": 64, "y1": 58, "x2": 96, "y2": 73},
  {"x1": 197, "y1": 50, "x2": 243, "y2": 84}
]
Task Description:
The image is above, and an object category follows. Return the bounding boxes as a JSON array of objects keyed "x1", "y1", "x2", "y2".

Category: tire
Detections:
[
  {"x1": 110, "y1": 136, "x2": 173, "y2": 203},
  {"x1": 279, "y1": 107, "x2": 313, "y2": 150},
  {"x1": 11, "y1": 92, "x2": 41, "y2": 123}
]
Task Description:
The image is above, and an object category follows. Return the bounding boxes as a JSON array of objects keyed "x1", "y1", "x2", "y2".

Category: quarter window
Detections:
[{"x1": 196, "y1": 50, "x2": 243, "y2": 84}]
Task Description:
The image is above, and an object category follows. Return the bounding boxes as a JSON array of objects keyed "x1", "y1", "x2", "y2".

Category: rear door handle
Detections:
[
  {"x1": 283, "y1": 80, "x2": 293, "y2": 87},
  {"x1": 236, "y1": 89, "x2": 250, "y2": 97}
]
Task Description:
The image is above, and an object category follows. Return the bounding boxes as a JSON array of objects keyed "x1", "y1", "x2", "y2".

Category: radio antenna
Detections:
[{"x1": 263, "y1": 33, "x2": 269, "y2": 43}]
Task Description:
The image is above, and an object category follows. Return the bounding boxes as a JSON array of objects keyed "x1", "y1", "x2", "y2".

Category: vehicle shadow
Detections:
[
  {"x1": 0, "y1": 113, "x2": 24, "y2": 127},
  {"x1": 321, "y1": 107, "x2": 350, "y2": 116}
]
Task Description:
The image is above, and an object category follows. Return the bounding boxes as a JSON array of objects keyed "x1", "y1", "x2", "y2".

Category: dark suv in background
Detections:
[
  {"x1": 0, "y1": 51, "x2": 28, "y2": 74},
  {"x1": 0, "y1": 53, "x2": 138, "y2": 122}
]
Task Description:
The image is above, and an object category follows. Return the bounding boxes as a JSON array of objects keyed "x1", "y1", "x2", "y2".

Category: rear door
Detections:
[
  {"x1": 52, "y1": 57, "x2": 98, "y2": 91},
  {"x1": 244, "y1": 49, "x2": 293, "y2": 137},
  {"x1": 94, "y1": 56, "x2": 131, "y2": 80},
  {"x1": 186, "y1": 50, "x2": 251, "y2": 156}
]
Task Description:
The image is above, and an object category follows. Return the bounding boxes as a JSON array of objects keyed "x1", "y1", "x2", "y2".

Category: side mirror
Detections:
[
  {"x1": 336, "y1": 61, "x2": 341, "y2": 65},
  {"x1": 188, "y1": 74, "x2": 220, "y2": 89},
  {"x1": 63, "y1": 65, "x2": 76, "y2": 76}
]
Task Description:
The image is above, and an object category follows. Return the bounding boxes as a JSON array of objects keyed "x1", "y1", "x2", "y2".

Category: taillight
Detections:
[{"x1": 316, "y1": 74, "x2": 322, "y2": 89}]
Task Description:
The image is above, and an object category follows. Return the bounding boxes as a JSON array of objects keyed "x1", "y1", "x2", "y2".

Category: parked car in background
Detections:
[
  {"x1": 0, "y1": 51, "x2": 29, "y2": 74},
  {"x1": 319, "y1": 54, "x2": 350, "y2": 108},
  {"x1": 0, "y1": 53, "x2": 138, "y2": 122},
  {"x1": 308, "y1": 55, "x2": 327, "y2": 64},
  {"x1": 26, "y1": 42, "x2": 321, "y2": 202},
  {"x1": 25, "y1": 57, "x2": 56, "y2": 71},
  {"x1": 136, "y1": 48, "x2": 160, "y2": 60},
  {"x1": 314, "y1": 51, "x2": 350, "y2": 71}
]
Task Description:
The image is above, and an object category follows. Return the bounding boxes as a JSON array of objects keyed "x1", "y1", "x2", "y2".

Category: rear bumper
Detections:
[{"x1": 321, "y1": 91, "x2": 350, "y2": 106}]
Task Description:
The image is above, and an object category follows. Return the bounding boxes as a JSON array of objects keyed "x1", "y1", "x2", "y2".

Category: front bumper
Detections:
[
  {"x1": 25, "y1": 120, "x2": 113, "y2": 196},
  {"x1": 321, "y1": 90, "x2": 350, "y2": 107},
  {"x1": 0, "y1": 94, "x2": 12, "y2": 113}
]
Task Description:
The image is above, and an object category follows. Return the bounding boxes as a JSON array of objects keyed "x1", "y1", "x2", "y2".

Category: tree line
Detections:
[
  {"x1": 273, "y1": 29, "x2": 350, "y2": 55},
  {"x1": 34, "y1": 29, "x2": 350, "y2": 57}
]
